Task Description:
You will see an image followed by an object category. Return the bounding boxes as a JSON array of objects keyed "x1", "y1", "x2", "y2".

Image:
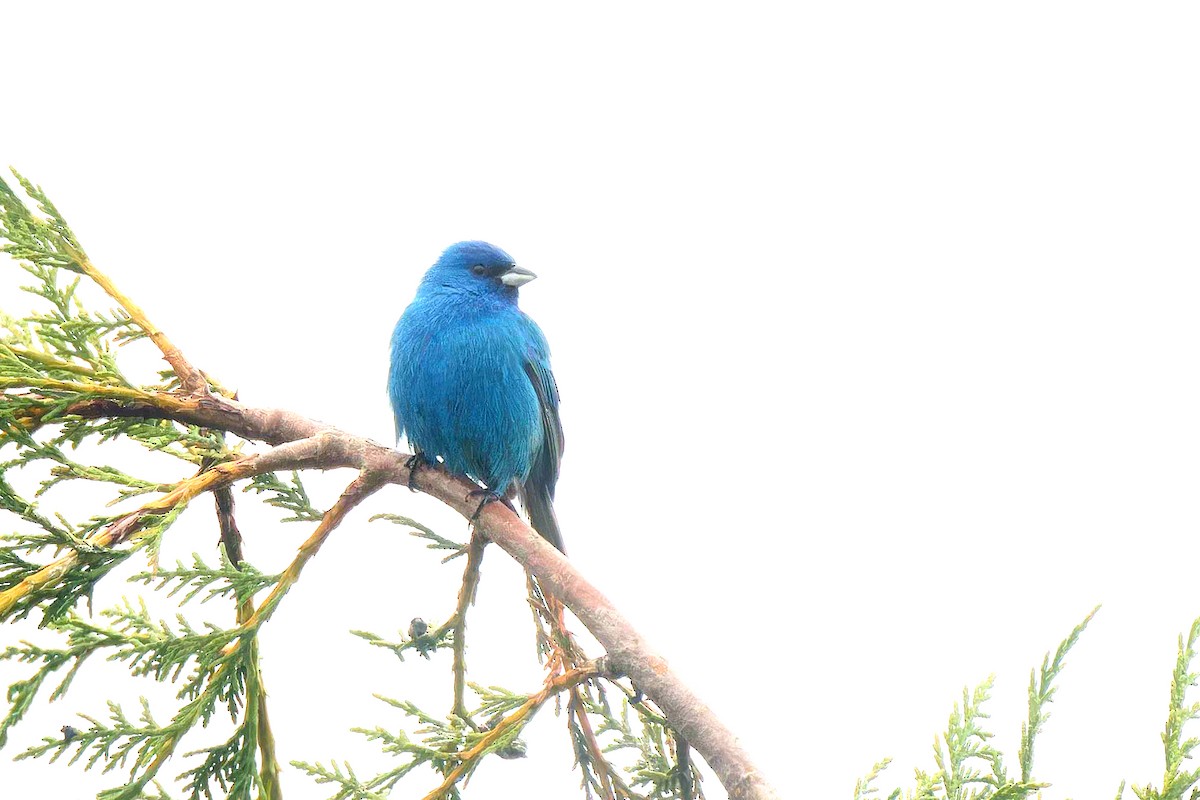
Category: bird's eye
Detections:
[{"x1": 471, "y1": 264, "x2": 487, "y2": 276}]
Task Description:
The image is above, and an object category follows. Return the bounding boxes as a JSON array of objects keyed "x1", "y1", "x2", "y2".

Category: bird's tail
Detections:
[{"x1": 520, "y1": 482, "x2": 565, "y2": 553}]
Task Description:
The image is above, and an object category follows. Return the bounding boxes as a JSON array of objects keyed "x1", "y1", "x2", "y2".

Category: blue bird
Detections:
[{"x1": 388, "y1": 241, "x2": 565, "y2": 552}]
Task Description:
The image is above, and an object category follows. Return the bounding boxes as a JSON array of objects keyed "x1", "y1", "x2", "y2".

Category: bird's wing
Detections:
[
  {"x1": 518, "y1": 322, "x2": 566, "y2": 552},
  {"x1": 523, "y1": 356, "x2": 564, "y2": 490}
]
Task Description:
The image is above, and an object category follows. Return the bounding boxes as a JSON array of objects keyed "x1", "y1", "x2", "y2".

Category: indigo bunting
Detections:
[{"x1": 389, "y1": 241, "x2": 565, "y2": 552}]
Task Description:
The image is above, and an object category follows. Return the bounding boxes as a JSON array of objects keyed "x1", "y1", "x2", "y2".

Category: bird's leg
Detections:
[{"x1": 405, "y1": 451, "x2": 431, "y2": 492}]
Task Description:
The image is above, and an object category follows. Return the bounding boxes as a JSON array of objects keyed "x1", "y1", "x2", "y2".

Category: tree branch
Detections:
[{"x1": 9, "y1": 389, "x2": 779, "y2": 800}]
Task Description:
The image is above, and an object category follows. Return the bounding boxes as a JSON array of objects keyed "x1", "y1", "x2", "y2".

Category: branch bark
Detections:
[{"x1": 26, "y1": 391, "x2": 780, "y2": 800}]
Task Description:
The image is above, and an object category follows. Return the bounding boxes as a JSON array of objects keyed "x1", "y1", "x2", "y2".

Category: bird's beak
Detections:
[{"x1": 500, "y1": 265, "x2": 537, "y2": 287}]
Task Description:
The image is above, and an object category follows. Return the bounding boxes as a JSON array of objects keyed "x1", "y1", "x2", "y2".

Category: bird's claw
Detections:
[{"x1": 405, "y1": 452, "x2": 428, "y2": 492}]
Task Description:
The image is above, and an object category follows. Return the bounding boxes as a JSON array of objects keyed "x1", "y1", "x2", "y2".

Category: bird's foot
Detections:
[
  {"x1": 467, "y1": 488, "x2": 516, "y2": 521},
  {"x1": 405, "y1": 452, "x2": 432, "y2": 492}
]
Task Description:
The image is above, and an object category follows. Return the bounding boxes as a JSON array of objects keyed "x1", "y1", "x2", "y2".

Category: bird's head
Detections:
[{"x1": 420, "y1": 241, "x2": 536, "y2": 299}]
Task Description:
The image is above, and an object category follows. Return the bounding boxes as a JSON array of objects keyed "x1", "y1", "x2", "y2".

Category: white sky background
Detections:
[{"x1": 2, "y1": 3, "x2": 1199, "y2": 799}]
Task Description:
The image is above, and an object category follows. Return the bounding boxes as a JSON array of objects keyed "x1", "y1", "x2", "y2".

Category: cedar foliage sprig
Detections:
[
  {"x1": 853, "y1": 609, "x2": 1200, "y2": 800},
  {"x1": 0, "y1": 171, "x2": 287, "y2": 798},
  {"x1": 246, "y1": 472, "x2": 322, "y2": 523},
  {"x1": 1132, "y1": 616, "x2": 1200, "y2": 800},
  {"x1": 1, "y1": 548, "x2": 282, "y2": 798}
]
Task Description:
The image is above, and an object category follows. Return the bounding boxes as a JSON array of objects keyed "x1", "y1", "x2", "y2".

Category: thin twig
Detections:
[
  {"x1": 570, "y1": 689, "x2": 619, "y2": 800},
  {"x1": 2, "y1": 343, "x2": 98, "y2": 376},
  {"x1": 678, "y1": 734, "x2": 694, "y2": 800},
  {"x1": 239, "y1": 470, "x2": 386, "y2": 632},
  {"x1": 214, "y1": 486, "x2": 244, "y2": 568},
  {"x1": 225, "y1": 502, "x2": 281, "y2": 800},
  {"x1": 452, "y1": 532, "x2": 487, "y2": 723},
  {"x1": 250, "y1": 642, "x2": 283, "y2": 800},
  {"x1": 61, "y1": 242, "x2": 210, "y2": 395}
]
